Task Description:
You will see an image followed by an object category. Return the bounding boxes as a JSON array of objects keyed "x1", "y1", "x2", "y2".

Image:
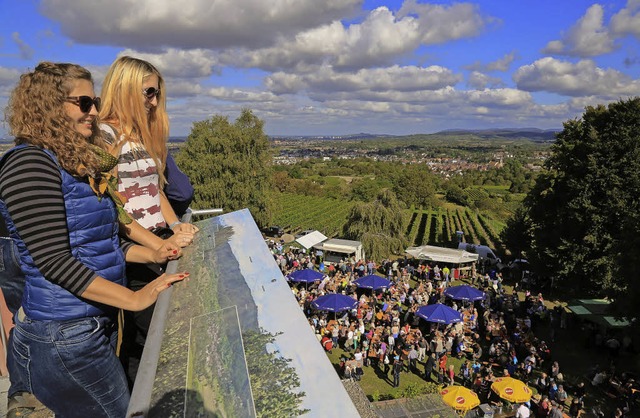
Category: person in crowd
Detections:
[
  {"x1": 99, "y1": 56, "x2": 199, "y2": 383},
  {"x1": 556, "y1": 384, "x2": 569, "y2": 408},
  {"x1": 448, "y1": 364, "x2": 456, "y2": 386},
  {"x1": 425, "y1": 352, "x2": 436, "y2": 382},
  {"x1": 515, "y1": 402, "x2": 530, "y2": 418},
  {"x1": 538, "y1": 395, "x2": 551, "y2": 417},
  {"x1": 1, "y1": 62, "x2": 186, "y2": 418},
  {"x1": 392, "y1": 355, "x2": 402, "y2": 387},
  {"x1": 569, "y1": 396, "x2": 583, "y2": 418},
  {"x1": 548, "y1": 401, "x2": 564, "y2": 418},
  {"x1": 408, "y1": 345, "x2": 419, "y2": 372}
]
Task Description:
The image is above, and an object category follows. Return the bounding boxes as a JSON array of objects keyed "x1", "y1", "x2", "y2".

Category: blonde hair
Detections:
[
  {"x1": 99, "y1": 56, "x2": 169, "y2": 185},
  {"x1": 5, "y1": 62, "x2": 103, "y2": 176}
]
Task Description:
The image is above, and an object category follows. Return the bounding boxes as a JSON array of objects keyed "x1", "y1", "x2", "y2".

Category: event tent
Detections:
[
  {"x1": 405, "y1": 245, "x2": 479, "y2": 264},
  {"x1": 295, "y1": 230, "x2": 327, "y2": 249}
]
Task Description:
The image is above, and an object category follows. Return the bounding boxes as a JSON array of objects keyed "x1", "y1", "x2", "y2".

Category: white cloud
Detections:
[
  {"x1": 223, "y1": 4, "x2": 492, "y2": 71},
  {"x1": 265, "y1": 65, "x2": 461, "y2": 97},
  {"x1": 465, "y1": 88, "x2": 532, "y2": 108},
  {"x1": 610, "y1": 0, "x2": 640, "y2": 37},
  {"x1": 397, "y1": 0, "x2": 493, "y2": 45},
  {"x1": 513, "y1": 57, "x2": 640, "y2": 96},
  {"x1": 542, "y1": 4, "x2": 616, "y2": 57},
  {"x1": 207, "y1": 87, "x2": 283, "y2": 103},
  {"x1": 11, "y1": 32, "x2": 34, "y2": 60},
  {"x1": 486, "y1": 51, "x2": 517, "y2": 72},
  {"x1": 118, "y1": 48, "x2": 220, "y2": 78},
  {"x1": 464, "y1": 52, "x2": 516, "y2": 74},
  {"x1": 0, "y1": 66, "x2": 22, "y2": 87},
  {"x1": 467, "y1": 71, "x2": 504, "y2": 89},
  {"x1": 39, "y1": 0, "x2": 362, "y2": 50}
]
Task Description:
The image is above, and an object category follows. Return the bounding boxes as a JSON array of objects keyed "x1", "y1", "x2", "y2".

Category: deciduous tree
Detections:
[
  {"x1": 510, "y1": 98, "x2": 640, "y2": 318},
  {"x1": 176, "y1": 109, "x2": 274, "y2": 227},
  {"x1": 342, "y1": 189, "x2": 408, "y2": 260}
]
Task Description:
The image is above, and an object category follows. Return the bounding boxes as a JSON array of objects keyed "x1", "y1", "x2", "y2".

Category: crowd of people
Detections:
[{"x1": 271, "y1": 246, "x2": 639, "y2": 418}]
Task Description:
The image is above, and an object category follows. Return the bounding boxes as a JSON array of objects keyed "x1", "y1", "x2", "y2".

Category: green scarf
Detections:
[{"x1": 83, "y1": 145, "x2": 133, "y2": 225}]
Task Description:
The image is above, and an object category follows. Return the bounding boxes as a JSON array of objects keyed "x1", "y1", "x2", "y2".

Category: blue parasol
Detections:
[
  {"x1": 286, "y1": 269, "x2": 324, "y2": 283},
  {"x1": 311, "y1": 293, "x2": 358, "y2": 313},
  {"x1": 444, "y1": 285, "x2": 486, "y2": 302},
  {"x1": 416, "y1": 303, "x2": 463, "y2": 324},
  {"x1": 353, "y1": 275, "x2": 391, "y2": 290}
]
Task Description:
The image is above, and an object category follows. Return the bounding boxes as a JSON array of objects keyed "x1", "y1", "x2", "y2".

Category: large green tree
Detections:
[
  {"x1": 512, "y1": 98, "x2": 640, "y2": 314},
  {"x1": 342, "y1": 189, "x2": 408, "y2": 261},
  {"x1": 176, "y1": 109, "x2": 274, "y2": 227}
]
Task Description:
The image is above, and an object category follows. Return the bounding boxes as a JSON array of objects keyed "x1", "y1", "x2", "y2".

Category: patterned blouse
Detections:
[{"x1": 100, "y1": 124, "x2": 165, "y2": 230}]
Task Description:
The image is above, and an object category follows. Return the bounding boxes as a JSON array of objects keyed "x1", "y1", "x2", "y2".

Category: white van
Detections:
[{"x1": 458, "y1": 243, "x2": 501, "y2": 266}]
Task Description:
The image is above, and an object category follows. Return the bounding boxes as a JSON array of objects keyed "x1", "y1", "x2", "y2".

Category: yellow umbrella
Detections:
[
  {"x1": 441, "y1": 385, "x2": 480, "y2": 412},
  {"x1": 491, "y1": 377, "x2": 532, "y2": 403}
]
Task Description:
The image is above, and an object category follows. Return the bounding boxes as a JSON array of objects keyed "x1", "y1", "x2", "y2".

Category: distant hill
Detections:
[
  {"x1": 434, "y1": 128, "x2": 559, "y2": 142},
  {"x1": 269, "y1": 128, "x2": 559, "y2": 143},
  {"x1": 270, "y1": 133, "x2": 392, "y2": 141}
]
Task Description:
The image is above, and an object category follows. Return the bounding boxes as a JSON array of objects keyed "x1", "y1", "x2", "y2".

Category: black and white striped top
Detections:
[{"x1": 0, "y1": 147, "x2": 132, "y2": 296}]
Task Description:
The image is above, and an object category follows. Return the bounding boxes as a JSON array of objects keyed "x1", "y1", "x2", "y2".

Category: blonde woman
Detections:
[
  {"x1": 99, "y1": 56, "x2": 199, "y2": 383},
  {"x1": 99, "y1": 56, "x2": 198, "y2": 249},
  {"x1": 1, "y1": 62, "x2": 186, "y2": 417}
]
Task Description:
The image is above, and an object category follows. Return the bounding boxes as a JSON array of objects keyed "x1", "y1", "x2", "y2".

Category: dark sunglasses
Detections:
[
  {"x1": 143, "y1": 87, "x2": 161, "y2": 100},
  {"x1": 66, "y1": 96, "x2": 101, "y2": 113}
]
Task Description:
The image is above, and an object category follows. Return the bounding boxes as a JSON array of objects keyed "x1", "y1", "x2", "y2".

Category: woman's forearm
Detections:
[{"x1": 120, "y1": 219, "x2": 165, "y2": 249}]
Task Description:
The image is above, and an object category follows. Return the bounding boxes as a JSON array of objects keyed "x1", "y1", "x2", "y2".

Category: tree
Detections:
[
  {"x1": 499, "y1": 206, "x2": 529, "y2": 259},
  {"x1": 511, "y1": 98, "x2": 640, "y2": 315},
  {"x1": 391, "y1": 164, "x2": 438, "y2": 208},
  {"x1": 342, "y1": 189, "x2": 408, "y2": 260},
  {"x1": 176, "y1": 109, "x2": 274, "y2": 227}
]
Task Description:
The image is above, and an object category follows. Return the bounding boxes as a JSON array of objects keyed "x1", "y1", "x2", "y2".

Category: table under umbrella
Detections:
[
  {"x1": 415, "y1": 303, "x2": 463, "y2": 324},
  {"x1": 444, "y1": 285, "x2": 486, "y2": 302},
  {"x1": 353, "y1": 275, "x2": 391, "y2": 316},
  {"x1": 352, "y1": 275, "x2": 391, "y2": 290},
  {"x1": 441, "y1": 385, "x2": 480, "y2": 412},
  {"x1": 491, "y1": 377, "x2": 532, "y2": 403},
  {"x1": 286, "y1": 268, "x2": 324, "y2": 284},
  {"x1": 311, "y1": 293, "x2": 358, "y2": 313}
]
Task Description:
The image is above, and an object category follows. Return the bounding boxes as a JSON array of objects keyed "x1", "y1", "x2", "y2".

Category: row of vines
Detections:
[{"x1": 404, "y1": 207, "x2": 504, "y2": 249}]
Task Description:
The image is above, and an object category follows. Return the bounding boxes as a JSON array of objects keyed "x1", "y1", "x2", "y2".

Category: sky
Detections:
[{"x1": 1, "y1": 0, "x2": 639, "y2": 137}]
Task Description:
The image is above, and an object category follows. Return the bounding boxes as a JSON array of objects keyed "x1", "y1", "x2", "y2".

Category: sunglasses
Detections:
[
  {"x1": 143, "y1": 87, "x2": 161, "y2": 100},
  {"x1": 66, "y1": 96, "x2": 101, "y2": 113}
]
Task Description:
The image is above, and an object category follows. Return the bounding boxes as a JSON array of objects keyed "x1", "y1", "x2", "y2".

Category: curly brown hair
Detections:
[{"x1": 5, "y1": 62, "x2": 104, "y2": 176}]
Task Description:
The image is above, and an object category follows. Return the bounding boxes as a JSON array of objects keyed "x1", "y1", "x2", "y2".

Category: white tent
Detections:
[
  {"x1": 405, "y1": 245, "x2": 479, "y2": 264},
  {"x1": 295, "y1": 230, "x2": 327, "y2": 249}
]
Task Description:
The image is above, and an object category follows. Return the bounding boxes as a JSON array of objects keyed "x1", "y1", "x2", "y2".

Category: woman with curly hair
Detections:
[
  {"x1": 99, "y1": 56, "x2": 199, "y2": 383},
  {"x1": 1, "y1": 62, "x2": 187, "y2": 417}
]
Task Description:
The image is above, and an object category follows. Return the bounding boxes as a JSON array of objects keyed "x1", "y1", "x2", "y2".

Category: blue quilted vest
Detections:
[{"x1": 0, "y1": 145, "x2": 126, "y2": 320}]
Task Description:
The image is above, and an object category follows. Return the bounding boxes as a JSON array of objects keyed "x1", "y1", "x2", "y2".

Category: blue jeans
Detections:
[
  {"x1": 0, "y1": 237, "x2": 25, "y2": 314},
  {"x1": 8, "y1": 312, "x2": 129, "y2": 417}
]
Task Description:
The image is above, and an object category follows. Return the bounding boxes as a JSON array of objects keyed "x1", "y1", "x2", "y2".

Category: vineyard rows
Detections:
[
  {"x1": 274, "y1": 193, "x2": 504, "y2": 249},
  {"x1": 273, "y1": 193, "x2": 354, "y2": 237},
  {"x1": 405, "y1": 207, "x2": 503, "y2": 248}
]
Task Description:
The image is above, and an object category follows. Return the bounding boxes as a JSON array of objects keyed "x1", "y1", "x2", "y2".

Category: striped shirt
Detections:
[{"x1": 0, "y1": 147, "x2": 131, "y2": 295}]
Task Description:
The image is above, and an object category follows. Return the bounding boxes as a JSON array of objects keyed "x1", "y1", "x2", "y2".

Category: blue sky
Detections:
[{"x1": 1, "y1": 0, "x2": 639, "y2": 136}]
